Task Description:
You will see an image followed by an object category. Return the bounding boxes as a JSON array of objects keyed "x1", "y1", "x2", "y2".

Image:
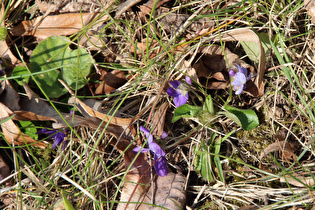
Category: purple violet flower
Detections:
[
  {"x1": 229, "y1": 64, "x2": 251, "y2": 95},
  {"x1": 167, "y1": 76, "x2": 191, "y2": 107},
  {"x1": 37, "y1": 128, "x2": 66, "y2": 150},
  {"x1": 132, "y1": 126, "x2": 168, "y2": 177}
]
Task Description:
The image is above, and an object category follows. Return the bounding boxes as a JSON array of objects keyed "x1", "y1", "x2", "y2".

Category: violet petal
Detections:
[
  {"x1": 166, "y1": 86, "x2": 181, "y2": 97},
  {"x1": 231, "y1": 73, "x2": 246, "y2": 86},
  {"x1": 237, "y1": 64, "x2": 247, "y2": 76},
  {"x1": 229, "y1": 69, "x2": 236, "y2": 77},
  {"x1": 140, "y1": 126, "x2": 153, "y2": 143},
  {"x1": 235, "y1": 85, "x2": 244, "y2": 95},
  {"x1": 161, "y1": 131, "x2": 168, "y2": 139},
  {"x1": 149, "y1": 142, "x2": 165, "y2": 157},
  {"x1": 51, "y1": 132, "x2": 65, "y2": 148},
  {"x1": 185, "y1": 76, "x2": 192, "y2": 85},
  {"x1": 132, "y1": 146, "x2": 150, "y2": 154},
  {"x1": 37, "y1": 129, "x2": 58, "y2": 139},
  {"x1": 153, "y1": 155, "x2": 168, "y2": 177},
  {"x1": 174, "y1": 92, "x2": 188, "y2": 107},
  {"x1": 169, "y1": 80, "x2": 180, "y2": 89}
]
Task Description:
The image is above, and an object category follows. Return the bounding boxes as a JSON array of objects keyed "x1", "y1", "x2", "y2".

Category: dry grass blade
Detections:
[{"x1": 56, "y1": 172, "x2": 96, "y2": 202}]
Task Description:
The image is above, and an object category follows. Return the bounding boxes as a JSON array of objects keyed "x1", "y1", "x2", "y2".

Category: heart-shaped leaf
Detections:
[
  {"x1": 61, "y1": 47, "x2": 92, "y2": 90},
  {"x1": 29, "y1": 36, "x2": 93, "y2": 98},
  {"x1": 223, "y1": 105, "x2": 259, "y2": 131},
  {"x1": 12, "y1": 66, "x2": 30, "y2": 86}
]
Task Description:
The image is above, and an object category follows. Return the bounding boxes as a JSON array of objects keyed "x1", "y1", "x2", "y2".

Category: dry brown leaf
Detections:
[
  {"x1": 10, "y1": 13, "x2": 109, "y2": 40},
  {"x1": 138, "y1": 170, "x2": 186, "y2": 210},
  {"x1": 130, "y1": 38, "x2": 160, "y2": 59},
  {"x1": 212, "y1": 28, "x2": 266, "y2": 96},
  {"x1": 79, "y1": 34, "x2": 106, "y2": 50},
  {"x1": 59, "y1": 79, "x2": 134, "y2": 128},
  {"x1": 0, "y1": 6, "x2": 18, "y2": 67},
  {"x1": 17, "y1": 83, "x2": 87, "y2": 129},
  {"x1": 0, "y1": 102, "x2": 46, "y2": 148},
  {"x1": 0, "y1": 153, "x2": 13, "y2": 206},
  {"x1": 35, "y1": 0, "x2": 96, "y2": 14},
  {"x1": 0, "y1": 154, "x2": 10, "y2": 183},
  {"x1": 238, "y1": 205, "x2": 259, "y2": 210},
  {"x1": 0, "y1": 80, "x2": 20, "y2": 111},
  {"x1": 150, "y1": 102, "x2": 168, "y2": 136},
  {"x1": 115, "y1": 0, "x2": 143, "y2": 18},
  {"x1": 139, "y1": 0, "x2": 172, "y2": 18},
  {"x1": 117, "y1": 149, "x2": 151, "y2": 210},
  {"x1": 259, "y1": 141, "x2": 296, "y2": 163},
  {"x1": 118, "y1": 148, "x2": 186, "y2": 210},
  {"x1": 305, "y1": 0, "x2": 315, "y2": 24},
  {"x1": 95, "y1": 69, "x2": 127, "y2": 95},
  {"x1": 280, "y1": 175, "x2": 315, "y2": 187},
  {"x1": 13, "y1": 111, "x2": 56, "y2": 122},
  {"x1": 191, "y1": 45, "x2": 251, "y2": 90}
]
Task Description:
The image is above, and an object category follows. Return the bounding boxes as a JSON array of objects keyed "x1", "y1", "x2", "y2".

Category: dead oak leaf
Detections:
[
  {"x1": 10, "y1": 13, "x2": 109, "y2": 40},
  {"x1": 16, "y1": 82, "x2": 87, "y2": 129},
  {"x1": 139, "y1": 0, "x2": 172, "y2": 18},
  {"x1": 0, "y1": 154, "x2": 10, "y2": 184},
  {"x1": 0, "y1": 6, "x2": 18, "y2": 67},
  {"x1": 95, "y1": 69, "x2": 127, "y2": 95},
  {"x1": 117, "y1": 149, "x2": 151, "y2": 210},
  {"x1": 259, "y1": 141, "x2": 296, "y2": 164},
  {"x1": 280, "y1": 174, "x2": 315, "y2": 187},
  {"x1": 305, "y1": 0, "x2": 315, "y2": 24},
  {"x1": 138, "y1": 170, "x2": 186, "y2": 210},
  {"x1": 130, "y1": 38, "x2": 160, "y2": 59},
  {"x1": 0, "y1": 80, "x2": 20, "y2": 111},
  {"x1": 150, "y1": 102, "x2": 168, "y2": 137},
  {"x1": 0, "y1": 102, "x2": 46, "y2": 148},
  {"x1": 191, "y1": 45, "x2": 251, "y2": 90},
  {"x1": 118, "y1": 148, "x2": 186, "y2": 210}
]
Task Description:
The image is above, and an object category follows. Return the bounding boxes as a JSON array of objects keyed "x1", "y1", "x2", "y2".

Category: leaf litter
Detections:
[{"x1": 0, "y1": 0, "x2": 315, "y2": 209}]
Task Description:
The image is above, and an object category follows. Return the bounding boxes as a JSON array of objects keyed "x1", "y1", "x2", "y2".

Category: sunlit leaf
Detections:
[
  {"x1": 62, "y1": 190, "x2": 75, "y2": 210},
  {"x1": 30, "y1": 36, "x2": 93, "y2": 98},
  {"x1": 223, "y1": 105, "x2": 259, "y2": 131},
  {"x1": 12, "y1": 66, "x2": 30, "y2": 86},
  {"x1": 240, "y1": 33, "x2": 271, "y2": 64},
  {"x1": 172, "y1": 104, "x2": 202, "y2": 123}
]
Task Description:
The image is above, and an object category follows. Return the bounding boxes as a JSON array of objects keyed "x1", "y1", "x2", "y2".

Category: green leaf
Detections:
[
  {"x1": 194, "y1": 144, "x2": 214, "y2": 182},
  {"x1": 0, "y1": 26, "x2": 7, "y2": 41},
  {"x1": 213, "y1": 156, "x2": 223, "y2": 182},
  {"x1": 18, "y1": 121, "x2": 38, "y2": 140},
  {"x1": 30, "y1": 36, "x2": 93, "y2": 98},
  {"x1": 61, "y1": 47, "x2": 91, "y2": 90},
  {"x1": 12, "y1": 66, "x2": 30, "y2": 85},
  {"x1": 203, "y1": 95, "x2": 215, "y2": 114},
  {"x1": 213, "y1": 131, "x2": 234, "y2": 182},
  {"x1": 240, "y1": 33, "x2": 271, "y2": 64},
  {"x1": 223, "y1": 105, "x2": 259, "y2": 130},
  {"x1": 62, "y1": 190, "x2": 75, "y2": 210},
  {"x1": 171, "y1": 104, "x2": 202, "y2": 123}
]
